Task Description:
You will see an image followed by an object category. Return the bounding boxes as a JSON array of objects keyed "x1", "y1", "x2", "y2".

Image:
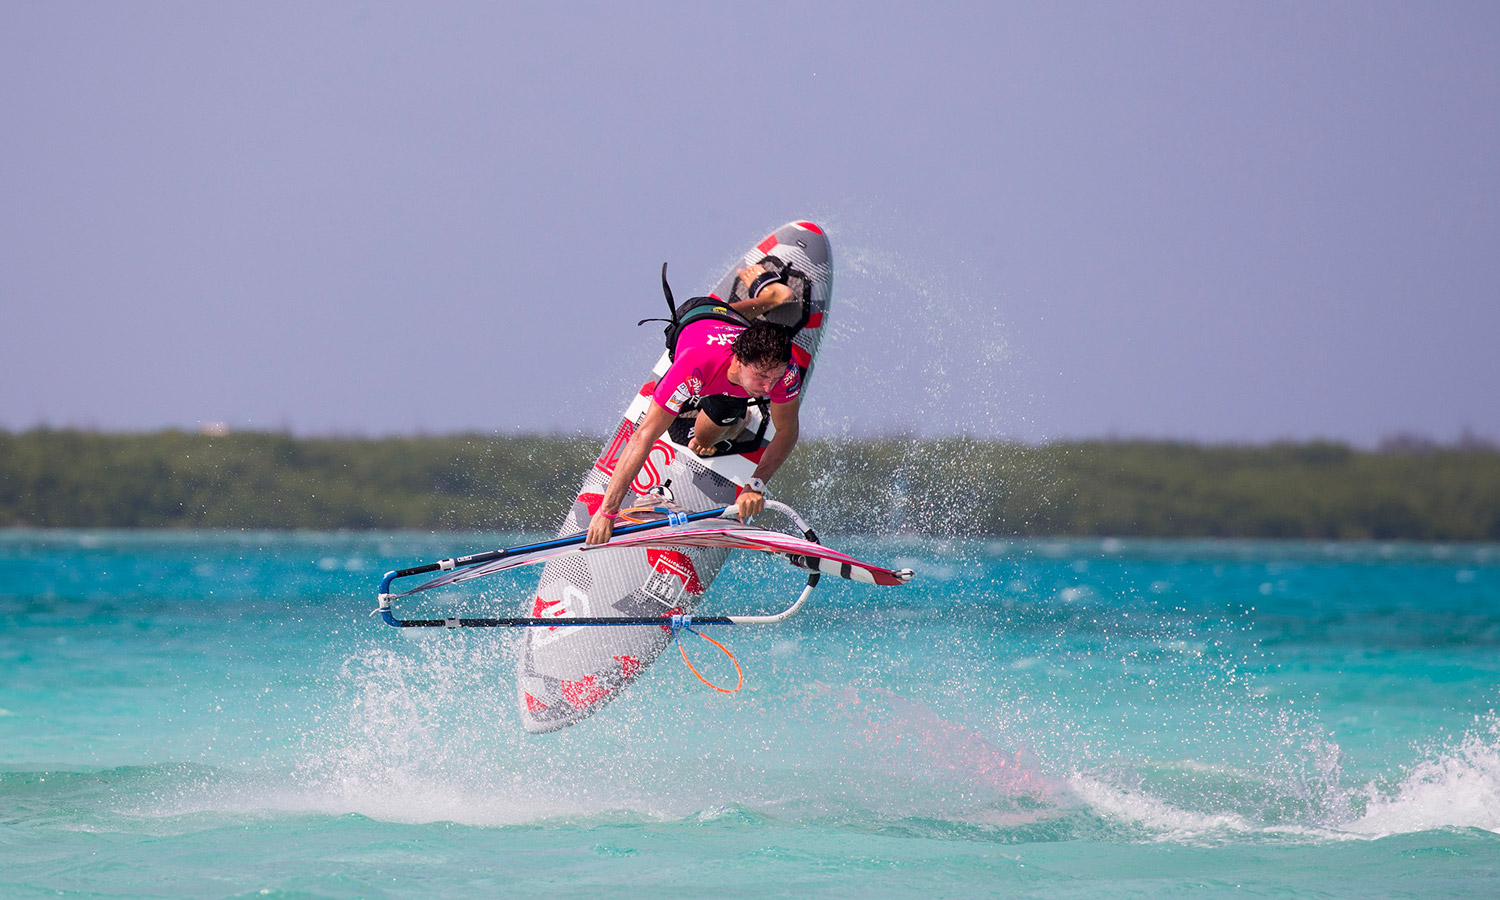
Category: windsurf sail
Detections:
[
  {"x1": 375, "y1": 500, "x2": 913, "y2": 629},
  {"x1": 580, "y1": 522, "x2": 913, "y2": 587},
  {"x1": 376, "y1": 504, "x2": 730, "y2": 600}
]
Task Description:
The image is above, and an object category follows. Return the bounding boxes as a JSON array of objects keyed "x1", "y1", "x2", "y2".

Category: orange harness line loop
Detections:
[
  {"x1": 676, "y1": 627, "x2": 744, "y2": 694},
  {"x1": 614, "y1": 506, "x2": 655, "y2": 525}
]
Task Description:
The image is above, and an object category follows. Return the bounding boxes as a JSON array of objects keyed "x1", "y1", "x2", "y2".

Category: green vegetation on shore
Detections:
[{"x1": 3, "y1": 429, "x2": 1499, "y2": 539}]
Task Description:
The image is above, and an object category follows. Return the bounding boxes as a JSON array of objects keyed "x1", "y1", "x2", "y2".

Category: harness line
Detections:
[{"x1": 672, "y1": 619, "x2": 744, "y2": 694}]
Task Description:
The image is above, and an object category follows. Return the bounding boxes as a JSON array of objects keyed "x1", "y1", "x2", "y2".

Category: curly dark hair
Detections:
[{"x1": 730, "y1": 320, "x2": 794, "y2": 370}]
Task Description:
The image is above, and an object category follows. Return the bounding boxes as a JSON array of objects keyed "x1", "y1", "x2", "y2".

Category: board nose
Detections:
[{"x1": 767, "y1": 221, "x2": 830, "y2": 267}]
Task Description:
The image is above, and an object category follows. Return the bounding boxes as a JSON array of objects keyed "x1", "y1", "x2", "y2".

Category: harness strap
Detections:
[{"x1": 660, "y1": 262, "x2": 677, "y2": 325}]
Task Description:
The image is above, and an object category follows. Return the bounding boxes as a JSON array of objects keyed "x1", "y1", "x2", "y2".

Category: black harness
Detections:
[
  {"x1": 638, "y1": 263, "x2": 755, "y2": 362},
  {"x1": 639, "y1": 260, "x2": 812, "y2": 360}
]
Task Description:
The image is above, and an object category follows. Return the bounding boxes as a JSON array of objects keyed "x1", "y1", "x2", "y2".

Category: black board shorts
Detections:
[{"x1": 680, "y1": 394, "x2": 749, "y2": 426}]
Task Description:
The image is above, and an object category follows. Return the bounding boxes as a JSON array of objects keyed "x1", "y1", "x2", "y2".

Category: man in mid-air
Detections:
[{"x1": 585, "y1": 265, "x2": 800, "y2": 545}]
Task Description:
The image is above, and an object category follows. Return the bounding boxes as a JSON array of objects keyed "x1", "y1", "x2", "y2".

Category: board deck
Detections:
[{"x1": 516, "y1": 221, "x2": 833, "y2": 733}]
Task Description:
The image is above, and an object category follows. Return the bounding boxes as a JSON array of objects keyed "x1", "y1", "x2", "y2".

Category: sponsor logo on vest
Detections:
[{"x1": 665, "y1": 383, "x2": 691, "y2": 413}]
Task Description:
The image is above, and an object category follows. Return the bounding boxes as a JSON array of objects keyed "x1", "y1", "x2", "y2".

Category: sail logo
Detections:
[
  {"x1": 594, "y1": 417, "x2": 675, "y2": 493},
  {"x1": 594, "y1": 420, "x2": 635, "y2": 477},
  {"x1": 533, "y1": 584, "x2": 591, "y2": 648},
  {"x1": 642, "y1": 552, "x2": 693, "y2": 608},
  {"x1": 632, "y1": 441, "x2": 675, "y2": 493}
]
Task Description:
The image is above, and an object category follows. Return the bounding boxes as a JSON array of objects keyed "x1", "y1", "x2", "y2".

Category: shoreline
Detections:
[{"x1": 4, "y1": 429, "x2": 1498, "y2": 540}]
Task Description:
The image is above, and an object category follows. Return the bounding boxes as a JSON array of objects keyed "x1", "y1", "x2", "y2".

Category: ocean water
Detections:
[{"x1": 3, "y1": 530, "x2": 1500, "y2": 898}]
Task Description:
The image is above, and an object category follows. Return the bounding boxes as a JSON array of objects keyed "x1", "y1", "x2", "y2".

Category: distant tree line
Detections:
[{"x1": 2, "y1": 429, "x2": 1499, "y2": 539}]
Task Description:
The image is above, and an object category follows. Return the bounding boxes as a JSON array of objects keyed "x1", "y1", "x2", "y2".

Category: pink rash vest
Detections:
[{"x1": 652, "y1": 319, "x2": 802, "y2": 415}]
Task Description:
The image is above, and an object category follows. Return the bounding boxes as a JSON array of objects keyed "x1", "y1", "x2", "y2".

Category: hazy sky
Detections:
[{"x1": 3, "y1": 2, "x2": 1496, "y2": 444}]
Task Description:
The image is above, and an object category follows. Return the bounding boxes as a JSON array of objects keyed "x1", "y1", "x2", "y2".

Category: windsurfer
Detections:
[
  {"x1": 682, "y1": 262, "x2": 797, "y2": 455},
  {"x1": 585, "y1": 308, "x2": 802, "y2": 547}
]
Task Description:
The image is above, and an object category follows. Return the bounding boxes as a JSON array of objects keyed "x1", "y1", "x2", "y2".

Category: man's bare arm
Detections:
[
  {"x1": 729, "y1": 264, "x2": 794, "y2": 319},
  {"x1": 586, "y1": 402, "x2": 676, "y2": 545}
]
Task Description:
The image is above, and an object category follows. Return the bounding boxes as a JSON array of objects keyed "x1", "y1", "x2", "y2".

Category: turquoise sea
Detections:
[{"x1": 4, "y1": 529, "x2": 1500, "y2": 898}]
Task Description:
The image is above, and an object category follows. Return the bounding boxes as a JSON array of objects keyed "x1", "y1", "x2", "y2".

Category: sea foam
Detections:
[{"x1": 1347, "y1": 719, "x2": 1500, "y2": 837}]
